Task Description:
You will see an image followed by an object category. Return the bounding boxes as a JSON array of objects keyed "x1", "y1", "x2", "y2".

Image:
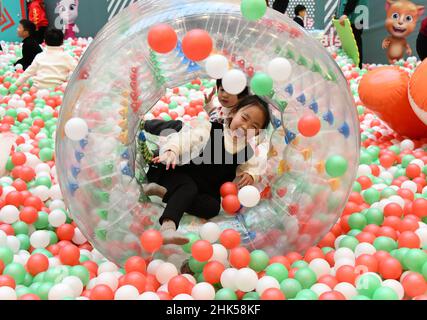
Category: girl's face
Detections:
[
  {"x1": 58, "y1": 0, "x2": 79, "y2": 24},
  {"x1": 229, "y1": 105, "x2": 266, "y2": 140},
  {"x1": 217, "y1": 86, "x2": 239, "y2": 108}
]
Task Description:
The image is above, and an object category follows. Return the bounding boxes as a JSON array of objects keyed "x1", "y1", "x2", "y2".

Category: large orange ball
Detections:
[
  {"x1": 297, "y1": 114, "x2": 321, "y2": 137},
  {"x1": 125, "y1": 256, "x2": 147, "y2": 274},
  {"x1": 59, "y1": 244, "x2": 80, "y2": 266},
  {"x1": 182, "y1": 29, "x2": 213, "y2": 61},
  {"x1": 402, "y1": 272, "x2": 427, "y2": 298},
  {"x1": 191, "y1": 240, "x2": 213, "y2": 262},
  {"x1": 27, "y1": 253, "x2": 49, "y2": 276},
  {"x1": 140, "y1": 229, "x2": 163, "y2": 253},
  {"x1": 147, "y1": 24, "x2": 178, "y2": 54}
]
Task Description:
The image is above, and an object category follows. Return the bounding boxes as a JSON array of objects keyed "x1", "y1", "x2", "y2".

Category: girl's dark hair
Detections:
[
  {"x1": 216, "y1": 79, "x2": 249, "y2": 99},
  {"x1": 234, "y1": 95, "x2": 271, "y2": 129}
]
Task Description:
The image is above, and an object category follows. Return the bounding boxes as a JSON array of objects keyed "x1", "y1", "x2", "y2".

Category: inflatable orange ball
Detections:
[
  {"x1": 409, "y1": 59, "x2": 427, "y2": 126},
  {"x1": 147, "y1": 24, "x2": 178, "y2": 54},
  {"x1": 182, "y1": 29, "x2": 213, "y2": 61},
  {"x1": 140, "y1": 229, "x2": 163, "y2": 253}
]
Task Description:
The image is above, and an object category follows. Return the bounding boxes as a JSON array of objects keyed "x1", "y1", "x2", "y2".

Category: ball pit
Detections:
[
  {"x1": 0, "y1": 1, "x2": 427, "y2": 302},
  {"x1": 55, "y1": 0, "x2": 359, "y2": 266}
]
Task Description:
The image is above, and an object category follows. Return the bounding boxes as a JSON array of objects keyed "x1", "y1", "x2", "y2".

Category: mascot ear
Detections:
[
  {"x1": 385, "y1": 0, "x2": 396, "y2": 12},
  {"x1": 417, "y1": 5, "x2": 425, "y2": 18}
]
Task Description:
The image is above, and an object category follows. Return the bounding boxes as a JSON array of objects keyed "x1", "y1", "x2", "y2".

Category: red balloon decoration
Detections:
[
  {"x1": 147, "y1": 24, "x2": 178, "y2": 54},
  {"x1": 182, "y1": 29, "x2": 213, "y2": 61},
  {"x1": 298, "y1": 114, "x2": 321, "y2": 137}
]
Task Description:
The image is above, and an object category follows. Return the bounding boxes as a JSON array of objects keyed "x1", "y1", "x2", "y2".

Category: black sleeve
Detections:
[
  {"x1": 343, "y1": 0, "x2": 358, "y2": 16},
  {"x1": 16, "y1": 41, "x2": 41, "y2": 70},
  {"x1": 143, "y1": 120, "x2": 183, "y2": 136},
  {"x1": 294, "y1": 17, "x2": 304, "y2": 28}
]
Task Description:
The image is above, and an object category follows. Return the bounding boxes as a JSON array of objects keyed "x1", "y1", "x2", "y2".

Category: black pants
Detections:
[
  {"x1": 155, "y1": 170, "x2": 221, "y2": 228},
  {"x1": 351, "y1": 24, "x2": 363, "y2": 69},
  {"x1": 417, "y1": 33, "x2": 427, "y2": 61},
  {"x1": 34, "y1": 27, "x2": 48, "y2": 45}
]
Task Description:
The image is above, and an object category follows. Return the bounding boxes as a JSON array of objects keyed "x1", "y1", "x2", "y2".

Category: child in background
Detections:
[
  {"x1": 15, "y1": 29, "x2": 78, "y2": 89},
  {"x1": 293, "y1": 5, "x2": 307, "y2": 28},
  {"x1": 417, "y1": 16, "x2": 427, "y2": 61},
  {"x1": 14, "y1": 20, "x2": 42, "y2": 70},
  {"x1": 204, "y1": 79, "x2": 249, "y2": 123},
  {"x1": 28, "y1": 0, "x2": 49, "y2": 44},
  {"x1": 145, "y1": 95, "x2": 271, "y2": 244}
]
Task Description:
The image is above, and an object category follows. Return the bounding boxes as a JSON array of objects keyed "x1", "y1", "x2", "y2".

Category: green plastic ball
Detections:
[
  {"x1": 373, "y1": 236, "x2": 398, "y2": 252},
  {"x1": 188, "y1": 257, "x2": 207, "y2": 274},
  {"x1": 34, "y1": 211, "x2": 49, "y2": 229},
  {"x1": 265, "y1": 263, "x2": 289, "y2": 282},
  {"x1": 243, "y1": 292, "x2": 260, "y2": 300},
  {"x1": 348, "y1": 213, "x2": 367, "y2": 230},
  {"x1": 353, "y1": 182, "x2": 362, "y2": 192},
  {"x1": 401, "y1": 155, "x2": 415, "y2": 168},
  {"x1": 0, "y1": 246, "x2": 14, "y2": 265},
  {"x1": 356, "y1": 274, "x2": 382, "y2": 298},
  {"x1": 403, "y1": 249, "x2": 427, "y2": 273},
  {"x1": 35, "y1": 176, "x2": 52, "y2": 188},
  {"x1": 365, "y1": 208, "x2": 384, "y2": 225},
  {"x1": 250, "y1": 72, "x2": 273, "y2": 96},
  {"x1": 240, "y1": 0, "x2": 267, "y2": 21},
  {"x1": 363, "y1": 189, "x2": 381, "y2": 205},
  {"x1": 280, "y1": 278, "x2": 302, "y2": 299},
  {"x1": 372, "y1": 286, "x2": 399, "y2": 300},
  {"x1": 32, "y1": 248, "x2": 53, "y2": 258},
  {"x1": 339, "y1": 236, "x2": 359, "y2": 251},
  {"x1": 36, "y1": 282, "x2": 54, "y2": 300},
  {"x1": 294, "y1": 267, "x2": 317, "y2": 289},
  {"x1": 182, "y1": 233, "x2": 200, "y2": 254},
  {"x1": 70, "y1": 266, "x2": 90, "y2": 286},
  {"x1": 294, "y1": 289, "x2": 318, "y2": 300},
  {"x1": 291, "y1": 260, "x2": 308, "y2": 269},
  {"x1": 17, "y1": 234, "x2": 30, "y2": 250},
  {"x1": 3, "y1": 263, "x2": 27, "y2": 285},
  {"x1": 359, "y1": 152, "x2": 373, "y2": 165},
  {"x1": 381, "y1": 187, "x2": 397, "y2": 199},
  {"x1": 249, "y1": 250, "x2": 270, "y2": 272},
  {"x1": 325, "y1": 155, "x2": 348, "y2": 177},
  {"x1": 215, "y1": 288, "x2": 238, "y2": 300}
]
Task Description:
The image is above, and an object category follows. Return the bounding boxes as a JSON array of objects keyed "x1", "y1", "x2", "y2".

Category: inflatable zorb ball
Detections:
[{"x1": 56, "y1": 0, "x2": 360, "y2": 266}]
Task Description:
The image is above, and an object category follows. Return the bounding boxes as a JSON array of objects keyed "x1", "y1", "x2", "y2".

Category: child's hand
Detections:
[
  {"x1": 204, "y1": 87, "x2": 216, "y2": 105},
  {"x1": 237, "y1": 173, "x2": 254, "y2": 189},
  {"x1": 152, "y1": 150, "x2": 177, "y2": 170}
]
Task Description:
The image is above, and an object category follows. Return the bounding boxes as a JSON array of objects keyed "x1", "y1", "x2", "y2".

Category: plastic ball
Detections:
[
  {"x1": 62, "y1": 276, "x2": 84, "y2": 297},
  {"x1": 235, "y1": 268, "x2": 259, "y2": 292},
  {"x1": 30, "y1": 230, "x2": 50, "y2": 249},
  {"x1": 229, "y1": 247, "x2": 251, "y2": 268},
  {"x1": 140, "y1": 230, "x2": 163, "y2": 253},
  {"x1": 326, "y1": 155, "x2": 348, "y2": 178},
  {"x1": 382, "y1": 279, "x2": 404, "y2": 300},
  {"x1": 238, "y1": 186, "x2": 261, "y2": 208},
  {"x1": 138, "y1": 292, "x2": 160, "y2": 300},
  {"x1": 0, "y1": 205, "x2": 20, "y2": 224},
  {"x1": 401, "y1": 272, "x2": 427, "y2": 298},
  {"x1": 219, "y1": 229, "x2": 241, "y2": 249},
  {"x1": 90, "y1": 284, "x2": 114, "y2": 300},
  {"x1": 267, "y1": 57, "x2": 292, "y2": 82},
  {"x1": 241, "y1": 0, "x2": 267, "y2": 21},
  {"x1": 261, "y1": 288, "x2": 285, "y2": 300},
  {"x1": 250, "y1": 72, "x2": 273, "y2": 96},
  {"x1": 156, "y1": 262, "x2": 178, "y2": 284},
  {"x1": 64, "y1": 118, "x2": 88, "y2": 141},
  {"x1": 59, "y1": 245, "x2": 80, "y2": 266},
  {"x1": 124, "y1": 256, "x2": 147, "y2": 274},
  {"x1": 192, "y1": 282, "x2": 215, "y2": 300},
  {"x1": 319, "y1": 291, "x2": 346, "y2": 300},
  {"x1": 168, "y1": 275, "x2": 192, "y2": 297},
  {"x1": 192, "y1": 240, "x2": 213, "y2": 262},
  {"x1": 210, "y1": 244, "x2": 228, "y2": 263},
  {"x1": 182, "y1": 29, "x2": 213, "y2": 61},
  {"x1": 308, "y1": 258, "x2": 331, "y2": 278},
  {"x1": 334, "y1": 282, "x2": 358, "y2": 300},
  {"x1": 0, "y1": 287, "x2": 17, "y2": 300},
  {"x1": 114, "y1": 285, "x2": 139, "y2": 300},
  {"x1": 222, "y1": 195, "x2": 241, "y2": 214},
  {"x1": 199, "y1": 222, "x2": 221, "y2": 243},
  {"x1": 298, "y1": 114, "x2": 321, "y2": 137},
  {"x1": 220, "y1": 182, "x2": 238, "y2": 197},
  {"x1": 147, "y1": 24, "x2": 177, "y2": 53},
  {"x1": 48, "y1": 209, "x2": 67, "y2": 227},
  {"x1": 256, "y1": 276, "x2": 280, "y2": 295},
  {"x1": 222, "y1": 69, "x2": 247, "y2": 95},
  {"x1": 27, "y1": 253, "x2": 49, "y2": 276},
  {"x1": 205, "y1": 55, "x2": 229, "y2": 79}
]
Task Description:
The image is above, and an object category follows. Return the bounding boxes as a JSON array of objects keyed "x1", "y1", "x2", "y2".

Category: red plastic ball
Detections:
[
  {"x1": 378, "y1": 257, "x2": 402, "y2": 280},
  {"x1": 0, "y1": 275, "x2": 16, "y2": 288},
  {"x1": 90, "y1": 285, "x2": 114, "y2": 300},
  {"x1": 124, "y1": 256, "x2": 147, "y2": 275},
  {"x1": 168, "y1": 275, "x2": 192, "y2": 297},
  {"x1": 56, "y1": 224, "x2": 75, "y2": 241},
  {"x1": 12, "y1": 179, "x2": 27, "y2": 192},
  {"x1": 222, "y1": 195, "x2": 241, "y2": 215},
  {"x1": 219, "y1": 229, "x2": 241, "y2": 249},
  {"x1": 182, "y1": 29, "x2": 213, "y2": 61},
  {"x1": 147, "y1": 24, "x2": 178, "y2": 54},
  {"x1": 412, "y1": 198, "x2": 427, "y2": 218},
  {"x1": 5, "y1": 191, "x2": 23, "y2": 207},
  {"x1": 356, "y1": 231, "x2": 376, "y2": 244},
  {"x1": 157, "y1": 291, "x2": 172, "y2": 300},
  {"x1": 203, "y1": 261, "x2": 225, "y2": 284},
  {"x1": 11, "y1": 152, "x2": 26, "y2": 166},
  {"x1": 319, "y1": 291, "x2": 346, "y2": 300},
  {"x1": 220, "y1": 182, "x2": 238, "y2": 198},
  {"x1": 23, "y1": 196, "x2": 42, "y2": 210},
  {"x1": 355, "y1": 254, "x2": 379, "y2": 273},
  {"x1": 261, "y1": 288, "x2": 286, "y2": 300},
  {"x1": 383, "y1": 203, "x2": 403, "y2": 218},
  {"x1": 397, "y1": 231, "x2": 420, "y2": 248},
  {"x1": 297, "y1": 114, "x2": 321, "y2": 137},
  {"x1": 122, "y1": 272, "x2": 146, "y2": 294},
  {"x1": 402, "y1": 272, "x2": 427, "y2": 298},
  {"x1": 19, "y1": 167, "x2": 35, "y2": 182},
  {"x1": 318, "y1": 275, "x2": 338, "y2": 289},
  {"x1": 140, "y1": 230, "x2": 163, "y2": 253},
  {"x1": 27, "y1": 253, "x2": 49, "y2": 276},
  {"x1": 335, "y1": 265, "x2": 357, "y2": 285},
  {"x1": 191, "y1": 240, "x2": 213, "y2": 262},
  {"x1": 59, "y1": 244, "x2": 80, "y2": 266},
  {"x1": 406, "y1": 164, "x2": 421, "y2": 179},
  {"x1": 269, "y1": 256, "x2": 291, "y2": 270},
  {"x1": 19, "y1": 294, "x2": 41, "y2": 300},
  {"x1": 229, "y1": 247, "x2": 251, "y2": 269}
]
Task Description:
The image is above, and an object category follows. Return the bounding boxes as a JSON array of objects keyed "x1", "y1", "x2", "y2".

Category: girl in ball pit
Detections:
[{"x1": 143, "y1": 95, "x2": 271, "y2": 245}]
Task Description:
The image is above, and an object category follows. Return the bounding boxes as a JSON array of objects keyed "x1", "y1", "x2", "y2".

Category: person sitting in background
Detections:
[
  {"x1": 14, "y1": 20, "x2": 42, "y2": 70},
  {"x1": 417, "y1": 16, "x2": 427, "y2": 61},
  {"x1": 293, "y1": 5, "x2": 307, "y2": 28},
  {"x1": 28, "y1": 0, "x2": 49, "y2": 44},
  {"x1": 15, "y1": 29, "x2": 78, "y2": 90}
]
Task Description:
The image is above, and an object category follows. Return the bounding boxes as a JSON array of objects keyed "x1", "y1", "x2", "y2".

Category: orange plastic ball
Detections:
[
  {"x1": 0, "y1": 275, "x2": 16, "y2": 288},
  {"x1": 219, "y1": 229, "x2": 241, "y2": 249},
  {"x1": 222, "y1": 195, "x2": 241, "y2": 215},
  {"x1": 297, "y1": 114, "x2": 321, "y2": 137},
  {"x1": 191, "y1": 240, "x2": 213, "y2": 262},
  {"x1": 168, "y1": 275, "x2": 192, "y2": 297},
  {"x1": 59, "y1": 244, "x2": 80, "y2": 266},
  {"x1": 378, "y1": 257, "x2": 402, "y2": 280},
  {"x1": 125, "y1": 256, "x2": 147, "y2": 274},
  {"x1": 412, "y1": 198, "x2": 427, "y2": 218},
  {"x1": 319, "y1": 291, "x2": 346, "y2": 300},
  {"x1": 335, "y1": 265, "x2": 357, "y2": 285},
  {"x1": 182, "y1": 29, "x2": 213, "y2": 61},
  {"x1": 261, "y1": 288, "x2": 286, "y2": 300},
  {"x1": 229, "y1": 247, "x2": 250, "y2": 269},
  {"x1": 220, "y1": 182, "x2": 238, "y2": 198},
  {"x1": 203, "y1": 261, "x2": 225, "y2": 284},
  {"x1": 147, "y1": 24, "x2": 178, "y2": 54},
  {"x1": 397, "y1": 231, "x2": 420, "y2": 248},
  {"x1": 355, "y1": 254, "x2": 379, "y2": 273},
  {"x1": 122, "y1": 272, "x2": 146, "y2": 294},
  {"x1": 90, "y1": 284, "x2": 114, "y2": 300},
  {"x1": 402, "y1": 272, "x2": 427, "y2": 298},
  {"x1": 27, "y1": 253, "x2": 49, "y2": 276},
  {"x1": 140, "y1": 229, "x2": 163, "y2": 253}
]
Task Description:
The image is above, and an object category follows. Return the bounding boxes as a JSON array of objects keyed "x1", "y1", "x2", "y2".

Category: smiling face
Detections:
[
  {"x1": 385, "y1": 0, "x2": 425, "y2": 38},
  {"x1": 57, "y1": 0, "x2": 79, "y2": 24},
  {"x1": 229, "y1": 105, "x2": 267, "y2": 140}
]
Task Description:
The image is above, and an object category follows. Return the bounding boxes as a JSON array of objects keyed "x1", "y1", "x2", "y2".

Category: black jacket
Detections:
[
  {"x1": 272, "y1": 0, "x2": 289, "y2": 14},
  {"x1": 293, "y1": 16, "x2": 304, "y2": 28},
  {"x1": 14, "y1": 37, "x2": 42, "y2": 70}
]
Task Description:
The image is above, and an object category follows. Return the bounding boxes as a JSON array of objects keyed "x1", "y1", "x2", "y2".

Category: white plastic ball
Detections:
[
  {"x1": 62, "y1": 276, "x2": 84, "y2": 297},
  {"x1": 267, "y1": 57, "x2": 292, "y2": 82},
  {"x1": 0, "y1": 287, "x2": 17, "y2": 300},
  {"x1": 49, "y1": 185, "x2": 63, "y2": 200},
  {"x1": 32, "y1": 186, "x2": 50, "y2": 201},
  {"x1": 98, "y1": 261, "x2": 119, "y2": 275},
  {"x1": 0, "y1": 231, "x2": 7, "y2": 246},
  {"x1": 147, "y1": 259, "x2": 164, "y2": 275},
  {"x1": 415, "y1": 228, "x2": 427, "y2": 247},
  {"x1": 255, "y1": 276, "x2": 280, "y2": 295},
  {"x1": 199, "y1": 222, "x2": 221, "y2": 243},
  {"x1": 236, "y1": 268, "x2": 258, "y2": 292},
  {"x1": 156, "y1": 262, "x2": 178, "y2": 284},
  {"x1": 401, "y1": 181, "x2": 417, "y2": 193},
  {"x1": 382, "y1": 279, "x2": 404, "y2": 300},
  {"x1": 334, "y1": 235, "x2": 347, "y2": 249},
  {"x1": 48, "y1": 283, "x2": 75, "y2": 300},
  {"x1": 173, "y1": 294, "x2": 194, "y2": 300},
  {"x1": 221, "y1": 268, "x2": 239, "y2": 291},
  {"x1": 388, "y1": 195, "x2": 405, "y2": 208},
  {"x1": 0, "y1": 205, "x2": 20, "y2": 224},
  {"x1": 308, "y1": 258, "x2": 331, "y2": 278},
  {"x1": 6, "y1": 236, "x2": 20, "y2": 253},
  {"x1": 357, "y1": 164, "x2": 372, "y2": 177},
  {"x1": 48, "y1": 209, "x2": 67, "y2": 227},
  {"x1": 205, "y1": 54, "x2": 229, "y2": 79},
  {"x1": 138, "y1": 292, "x2": 160, "y2": 300},
  {"x1": 400, "y1": 139, "x2": 415, "y2": 151},
  {"x1": 354, "y1": 243, "x2": 376, "y2": 257},
  {"x1": 410, "y1": 159, "x2": 424, "y2": 169},
  {"x1": 35, "y1": 163, "x2": 51, "y2": 174},
  {"x1": 48, "y1": 257, "x2": 61, "y2": 268},
  {"x1": 72, "y1": 228, "x2": 87, "y2": 245},
  {"x1": 115, "y1": 285, "x2": 139, "y2": 300},
  {"x1": 86, "y1": 278, "x2": 98, "y2": 290},
  {"x1": 310, "y1": 283, "x2": 331, "y2": 296},
  {"x1": 209, "y1": 244, "x2": 228, "y2": 264},
  {"x1": 334, "y1": 258, "x2": 356, "y2": 271},
  {"x1": 192, "y1": 282, "x2": 216, "y2": 300},
  {"x1": 48, "y1": 199, "x2": 66, "y2": 211},
  {"x1": 238, "y1": 186, "x2": 261, "y2": 208},
  {"x1": 334, "y1": 282, "x2": 357, "y2": 300},
  {"x1": 222, "y1": 69, "x2": 247, "y2": 95},
  {"x1": 96, "y1": 272, "x2": 119, "y2": 291},
  {"x1": 30, "y1": 230, "x2": 50, "y2": 249},
  {"x1": 64, "y1": 118, "x2": 89, "y2": 141},
  {"x1": 334, "y1": 248, "x2": 355, "y2": 262}
]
